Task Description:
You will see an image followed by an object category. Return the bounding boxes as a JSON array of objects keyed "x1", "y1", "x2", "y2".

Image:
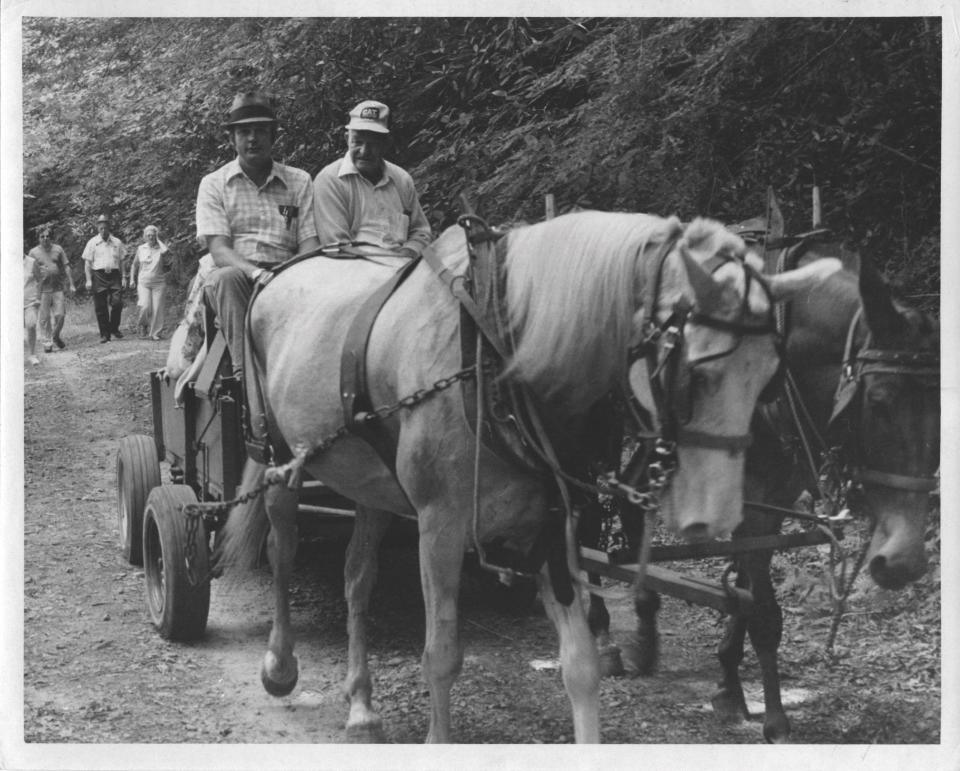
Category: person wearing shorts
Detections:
[{"x1": 28, "y1": 227, "x2": 75, "y2": 352}]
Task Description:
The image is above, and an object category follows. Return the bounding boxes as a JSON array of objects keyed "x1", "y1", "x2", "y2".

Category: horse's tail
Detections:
[{"x1": 212, "y1": 458, "x2": 270, "y2": 580}]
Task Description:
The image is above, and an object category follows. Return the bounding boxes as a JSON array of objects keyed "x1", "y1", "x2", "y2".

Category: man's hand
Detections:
[
  {"x1": 396, "y1": 247, "x2": 418, "y2": 260},
  {"x1": 85, "y1": 279, "x2": 92, "y2": 291}
]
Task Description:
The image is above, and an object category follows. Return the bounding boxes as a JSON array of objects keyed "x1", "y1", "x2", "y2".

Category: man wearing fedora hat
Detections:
[
  {"x1": 82, "y1": 213, "x2": 127, "y2": 343},
  {"x1": 196, "y1": 90, "x2": 320, "y2": 379},
  {"x1": 313, "y1": 99, "x2": 431, "y2": 259}
]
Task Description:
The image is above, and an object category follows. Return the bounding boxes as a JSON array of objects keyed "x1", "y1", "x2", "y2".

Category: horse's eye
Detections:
[
  {"x1": 690, "y1": 369, "x2": 716, "y2": 393},
  {"x1": 866, "y1": 384, "x2": 897, "y2": 419}
]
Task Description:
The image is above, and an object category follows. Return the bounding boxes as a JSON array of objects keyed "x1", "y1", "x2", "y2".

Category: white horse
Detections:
[{"x1": 217, "y1": 211, "x2": 841, "y2": 742}]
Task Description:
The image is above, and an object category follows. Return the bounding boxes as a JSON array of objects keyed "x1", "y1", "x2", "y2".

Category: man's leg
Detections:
[
  {"x1": 203, "y1": 266, "x2": 252, "y2": 379},
  {"x1": 107, "y1": 275, "x2": 124, "y2": 337},
  {"x1": 37, "y1": 292, "x2": 53, "y2": 351},
  {"x1": 92, "y1": 286, "x2": 111, "y2": 341},
  {"x1": 50, "y1": 291, "x2": 66, "y2": 348}
]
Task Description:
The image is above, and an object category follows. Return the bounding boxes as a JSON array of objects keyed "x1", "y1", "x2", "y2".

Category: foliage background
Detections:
[{"x1": 21, "y1": 17, "x2": 940, "y2": 309}]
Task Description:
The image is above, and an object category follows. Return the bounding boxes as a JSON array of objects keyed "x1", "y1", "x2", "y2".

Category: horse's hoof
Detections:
[
  {"x1": 260, "y1": 651, "x2": 299, "y2": 697},
  {"x1": 711, "y1": 687, "x2": 749, "y2": 724},
  {"x1": 621, "y1": 636, "x2": 658, "y2": 677},
  {"x1": 763, "y1": 714, "x2": 791, "y2": 744},
  {"x1": 346, "y1": 720, "x2": 386, "y2": 743},
  {"x1": 597, "y1": 644, "x2": 624, "y2": 677}
]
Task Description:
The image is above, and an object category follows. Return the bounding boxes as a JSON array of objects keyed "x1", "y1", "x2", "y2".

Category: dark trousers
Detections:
[{"x1": 92, "y1": 269, "x2": 123, "y2": 338}]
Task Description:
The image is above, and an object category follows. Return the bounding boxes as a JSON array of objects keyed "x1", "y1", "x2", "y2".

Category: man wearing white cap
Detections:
[
  {"x1": 196, "y1": 90, "x2": 321, "y2": 378},
  {"x1": 313, "y1": 100, "x2": 431, "y2": 259}
]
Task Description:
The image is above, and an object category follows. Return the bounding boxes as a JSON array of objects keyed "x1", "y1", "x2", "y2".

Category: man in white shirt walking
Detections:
[{"x1": 82, "y1": 214, "x2": 127, "y2": 343}]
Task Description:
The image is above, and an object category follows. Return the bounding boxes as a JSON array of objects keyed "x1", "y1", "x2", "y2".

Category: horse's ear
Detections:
[
  {"x1": 767, "y1": 187, "x2": 785, "y2": 240},
  {"x1": 678, "y1": 244, "x2": 724, "y2": 312},
  {"x1": 859, "y1": 255, "x2": 906, "y2": 344}
]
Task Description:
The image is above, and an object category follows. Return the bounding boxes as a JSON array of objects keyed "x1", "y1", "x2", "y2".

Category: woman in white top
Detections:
[{"x1": 129, "y1": 225, "x2": 169, "y2": 340}]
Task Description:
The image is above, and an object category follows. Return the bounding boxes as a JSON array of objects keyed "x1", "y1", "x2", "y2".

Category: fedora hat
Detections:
[
  {"x1": 345, "y1": 100, "x2": 390, "y2": 134},
  {"x1": 225, "y1": 91, "x2": 279, "y2": 127},
  {"x1": 96, "y1": 214, "x2": 110, "y2": 224}
]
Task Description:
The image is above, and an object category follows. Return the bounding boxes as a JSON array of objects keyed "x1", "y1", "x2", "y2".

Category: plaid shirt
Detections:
[{"x1": 196, "y1": 158, "x2": 318, "y2": 265}]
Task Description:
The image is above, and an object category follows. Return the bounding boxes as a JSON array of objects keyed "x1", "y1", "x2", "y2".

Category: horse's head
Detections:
[
  {"x1": 848, "y1": 259, "x2": 939, "y2": 589},
  {"x1": 639, "y1": 218, "x2": 842, "y2": 540}
]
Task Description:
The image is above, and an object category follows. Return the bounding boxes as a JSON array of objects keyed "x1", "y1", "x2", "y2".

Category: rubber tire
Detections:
[
  {"x1": 142, "y1": 485, "x2": 210, "y2": 641},
  {"x1": 116, "y1": 434, "x2": 161, "y2": 566}
]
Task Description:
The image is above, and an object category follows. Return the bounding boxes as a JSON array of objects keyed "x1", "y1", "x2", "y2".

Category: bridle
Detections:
[
  {"x1": 831, "y1": 307, "x2": 940, "y2": 493},
  {"x1": 627, "y1": 234, "x2": 783, "y2": 456}
]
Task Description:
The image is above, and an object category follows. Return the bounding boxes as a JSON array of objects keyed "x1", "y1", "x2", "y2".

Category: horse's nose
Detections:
[
  {"x1": 868, "y1": 552, "x2": 927, "y2": 590},
  {"x1": 679, "y1": 522, "x2": 712, "y2": 543}
]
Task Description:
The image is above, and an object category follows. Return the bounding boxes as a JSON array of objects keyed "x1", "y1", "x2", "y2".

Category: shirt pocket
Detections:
[{"x1": 277, "y1": 203, "x2": 300, "y2": 231}]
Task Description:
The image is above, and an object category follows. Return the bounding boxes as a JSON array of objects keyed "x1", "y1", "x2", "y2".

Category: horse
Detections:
[
  {"x1": 583, "y1": 225, "x2": 940, "y2": 743},
  {"x1": 216, "y1": 210, "x2": 843, "y2": 743}
]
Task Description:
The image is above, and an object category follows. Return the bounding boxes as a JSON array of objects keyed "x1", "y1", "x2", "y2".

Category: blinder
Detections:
[
  {"x1": 632, "y1": 244, "x2": 782, "y2": 453},
  {"x1": 828, "y1": 307, "x2": 940, "y2": 493}
]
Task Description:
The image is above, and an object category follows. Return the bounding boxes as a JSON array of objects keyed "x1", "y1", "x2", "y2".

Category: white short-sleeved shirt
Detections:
[
  {"x1": 312, "y1": 153, "x2": 431, "y2": 255},
  {"x1": 82, "y1": 234, "x2": 126, "y2": 271},
  {"x1": 134, "y1": 243, "x2": 167, "y2": 287},
  {"x1": 195, "y1": 158, "x2": 318, "y2": 266}
]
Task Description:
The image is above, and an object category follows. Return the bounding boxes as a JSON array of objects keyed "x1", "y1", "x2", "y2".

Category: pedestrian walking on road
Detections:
[
  {"x1": 23, "y1": 251, "x2": 42, "y2": 365},
  {"x1": 28, "y1": 226, "x2": 76, "y2": 352},
  {"x1": 82, "y1": 214, "x2": 127, "y2": 343},
  {"x1": 129, "y1": 225, "x2": 169, "y2": 340}
]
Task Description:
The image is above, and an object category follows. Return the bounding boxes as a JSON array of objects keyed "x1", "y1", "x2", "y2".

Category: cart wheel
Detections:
[
  {"x1": 116, "y1": 434, "x2": 161, "y2": 566},
  {"x1": 142, "y1": 485, "x2": 210, "y2": 640}
]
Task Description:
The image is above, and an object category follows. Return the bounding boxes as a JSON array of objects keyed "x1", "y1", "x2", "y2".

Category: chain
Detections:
[
  {"x1": 597, "y1": 440, "x2": 677, "y2": 512},
  {"x1": 180, "y1": 367, "x2": 476, "y2": 586}
]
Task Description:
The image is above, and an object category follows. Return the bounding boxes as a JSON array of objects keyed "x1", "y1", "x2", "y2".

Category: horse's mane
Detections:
[{"x1": 503, "y1": 211, "x2": 683, "y2": 410}]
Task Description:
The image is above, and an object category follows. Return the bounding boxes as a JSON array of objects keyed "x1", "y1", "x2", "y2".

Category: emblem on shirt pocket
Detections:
[{"x1": 278, "y1": 204, "x2": 300, "y2": 229}]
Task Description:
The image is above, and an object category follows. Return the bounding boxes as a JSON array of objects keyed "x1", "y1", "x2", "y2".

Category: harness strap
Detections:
[
  {"x1": 420, "y1": 236, "x2": 513, "y2": 361},
  {"x1": 340, "y1": 256, "x2": 423, "y2": 476},
  {"x1": 677, "y1": 427, "x2": 753, "y2": 452},
  {"x1": 855, "y1": 468, "x2": 939, "y2": 493}
]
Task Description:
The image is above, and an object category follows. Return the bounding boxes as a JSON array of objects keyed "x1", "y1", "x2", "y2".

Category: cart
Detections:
[{"x1": 116, "y1": 331, "x2": 354, "y2": 641}]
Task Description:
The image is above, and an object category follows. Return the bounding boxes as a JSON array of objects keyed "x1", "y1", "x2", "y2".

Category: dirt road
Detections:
[{"x1": 11, "y1": 298, "x2": 943, "y2": 765}]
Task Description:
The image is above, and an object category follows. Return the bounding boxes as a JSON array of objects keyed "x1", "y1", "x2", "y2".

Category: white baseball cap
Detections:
[{"x1": 345, "y1": 100, "x2": 390, "y2": 134}]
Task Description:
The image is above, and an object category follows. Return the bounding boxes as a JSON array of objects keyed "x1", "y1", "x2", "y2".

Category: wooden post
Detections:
[
  {"x1": 544, "y1": 193, "x2": 555, "y2": 220},
  {"x1": 812, "y1": 186, "x2": 822, "y2": 228}
]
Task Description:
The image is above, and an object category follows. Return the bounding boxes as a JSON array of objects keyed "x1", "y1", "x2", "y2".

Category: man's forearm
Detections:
[{"x1": 208, "y1": 236, "x2": 255, "y2": 277}]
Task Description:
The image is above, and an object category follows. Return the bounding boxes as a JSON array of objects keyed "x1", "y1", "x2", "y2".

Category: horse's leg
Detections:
[
  {"x1": 743, "y1": 550, "x2": 790, "y2": 743},
  {"x1": 587, "y1": 583, "x2": 624, "y2": 677},
  {"x1": 711, "y1": 564, "x2": 751, "y2": 722},
  {"x1": 419, "y1": 520, "x2": 467, "y2": 743},
  {"x1": 538, "y1": 567, "x2": 601, "y2": 742},
  {"x1": 631, "y1": 588, "x2": 661, "y2": 676},
  {"x1": 578, "y1": 502, "x2": 624, "y2": 677},
  {"x1": 260, "y1": 481, "x2": 301, "y2": 697},
  {"x1": 617, "y1": 504, "x2": 661, "y2": 677},
  {"x1": 343, "y1": 504, "x2": 393, "y2": 743}
]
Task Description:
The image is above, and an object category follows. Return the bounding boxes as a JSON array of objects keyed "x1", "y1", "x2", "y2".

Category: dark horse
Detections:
[{"x1": 583, "y1": 219, "x2": 940, "y2": 743}]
